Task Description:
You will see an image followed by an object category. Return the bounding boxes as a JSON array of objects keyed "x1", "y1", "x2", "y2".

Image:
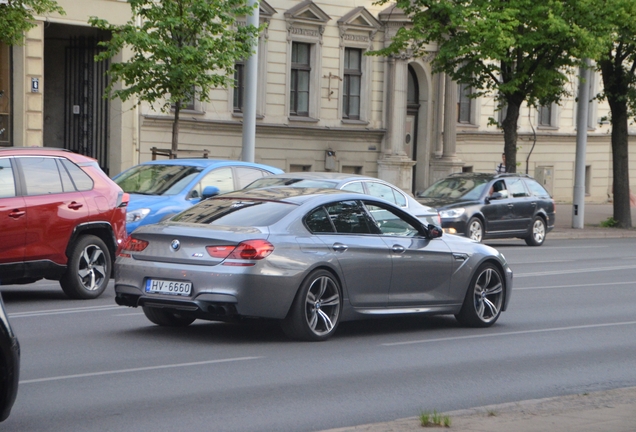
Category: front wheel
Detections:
[
  {"x1": 282, "y1": 270, "x2": 342, "y2": 341},
  {"x1": 455, "y1": 263, "x2": 504, "y2": 328},
  {"x1": 525, "y1": 217, "x2": 546, "y2": 246},
  {"x1": 466, "y1": 217, "x2": 484, "y2": 242},
  {"x1": 60, "y1": 235, "x2": 111, "y2": 299},
  {"x1": 142, "y1": 306, "x2": 195, "y2": 327}
]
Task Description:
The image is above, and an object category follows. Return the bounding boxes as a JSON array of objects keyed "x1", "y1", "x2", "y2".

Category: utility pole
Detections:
[
  {"x1": 573, "y1": 60, "x2": 591, "y2": 228},
  {"x1": 241, "y1": 0, "x2": 259, "y2": 163}
]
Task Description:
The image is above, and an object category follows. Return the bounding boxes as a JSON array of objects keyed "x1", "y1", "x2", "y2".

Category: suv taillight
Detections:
[{"x1": 117, "y1": 192, "x2": 130, "y2": 208}]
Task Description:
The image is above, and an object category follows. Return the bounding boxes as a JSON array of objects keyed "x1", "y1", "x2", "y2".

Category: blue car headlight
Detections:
[
  {"x1": 126, "y1": 208, "x2": 151, "y2": 223},
  {"x1": 439, "y1": 208, "x2": 465, "y2": 219}
]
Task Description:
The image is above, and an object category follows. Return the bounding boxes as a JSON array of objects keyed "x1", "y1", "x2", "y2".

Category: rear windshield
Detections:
[
  {"x1": 172, "y1": 198, "x2": 296, "y2": 226},
  {"x1": 114, "y1": 164, "x2": 202, "y2": 195},
  {"x1": 245, "y1": 177, "x2": 338, "y2": 189}
]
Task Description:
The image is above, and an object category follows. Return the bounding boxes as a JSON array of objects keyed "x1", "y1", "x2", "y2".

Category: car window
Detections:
[
  {"x1": 172, "y1": 198, "x2": 295, "y2": 226},
  {"x1": 0, "y1": 158, "x2": 16, "y2": 198},
  {"x1": 489, "y1": 180, "x2": 508, "y2": 198},
  {"x1": 363, "y1": 202, "x2": 420, "y2": 237},
  {"x1": 235, "y1": 167, "x2": 266, "y2": 189},
  {"x1": 305, "y1": 206, "x2": 336, "y2": 233},
  {"x1": 115, "y1": 164, "x2": 203, "y2": 195},
  {"x1": 60, "y1": 159, "x2": 94, "y2": 191},
  {"x1": 324, "y1": 200, "x2": 376, "y2": 234},
  {"x1": 244, "y1": 177, "x2": 338, "y2": 189},
  {"x1": 365, "y1": 182, "x2": 397, "y2": 204},
  {"x1": 196, "y1": 167, "x2": 234, "y2": 195},
  {"x1": 19, "y1": 157, "x2": 64, "y2": 195},
  {"x1": 524, "y1": 178, "x2": 551, "y2": 198},
  {"x1": 341, "y1": 181, "x2": 365, "y2": 193},
  {"x1": 506, "y1": 177, "x2": 529, "y2": 198}
]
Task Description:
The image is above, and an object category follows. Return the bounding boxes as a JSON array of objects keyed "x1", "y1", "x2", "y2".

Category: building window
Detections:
[
  {"x1": 233, "y1": 62, "x2": 245, "y2": 113},
  {"x1": 290, "y1": 42, "x2": 311, "y2": 117},
  {"x1": 539, "y1": 104, "x2": 552, "y2": 126},
  {"x1": 0, "y1": 42, "x2": 11, "y2": 146},
  {"x1": 171, "y1": 86, "x2": 196, "y2": 111},
  {"x1": 457, "y1": 83, "x2": 472, "y2": 123},
  {"x1": 585, "y1": 165, "x2": 592, "y2": 195},
  {"x1": 343, "y1": 48, "x2": 362, "y2": 120}
]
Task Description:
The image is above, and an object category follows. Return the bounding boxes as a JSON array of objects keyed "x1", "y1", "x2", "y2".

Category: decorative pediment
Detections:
[
  {"x1": 378, "y1": 4, "x2": 409, "y2": 23},
  {"x1": 284, "y1": 0, "x2": 331, "y2": 24},
  {"x1": 337, "y1": 7, "x2": 381, "y2": 48},
  {"x1": 338, "y1": 7, "x2": 382, "y2": 32},
  {"x1": 259, "y1": 0, "x2": 277, "y2": 18}
]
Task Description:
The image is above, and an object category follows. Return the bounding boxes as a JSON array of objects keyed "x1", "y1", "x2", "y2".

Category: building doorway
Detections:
[{"x1": 407, "y1": 65, "x2": 420, "y2": 192}]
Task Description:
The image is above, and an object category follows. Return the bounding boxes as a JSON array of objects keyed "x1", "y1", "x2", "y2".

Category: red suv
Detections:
[{"x1": 0, "y1": 148, "x2": 128, "y2": 299}]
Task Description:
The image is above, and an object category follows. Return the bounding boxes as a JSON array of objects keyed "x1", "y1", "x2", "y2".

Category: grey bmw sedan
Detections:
[{"x1": 115, "y1": 188, "x2": 513, "y2": 341}]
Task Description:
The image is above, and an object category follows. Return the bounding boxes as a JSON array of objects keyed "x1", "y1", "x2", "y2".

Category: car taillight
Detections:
[
  {"x1": 117, "y1": 192, "x2": 130, "y2": 208},
  {"x1": 118, "y1": 236, "x2": 149, "y2": 257},
  {"x1": 206, "y1": 245, "x2": 235, "y2": 259},
  {"x1": 206, "y1": 240, "x2": 274, "y2": 265}
]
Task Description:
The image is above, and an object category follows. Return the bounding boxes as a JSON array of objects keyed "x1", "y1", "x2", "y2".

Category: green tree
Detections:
[
  {"x1": 0, "y1": 0, "x2": 64, "y2": 46},
  {"x1": 593, "y1": 0, "x2": 636, "y2": 228},
  {"x1": 371, "y1": 0, "x2": 601, "y2": 174},
  {"x1": 89, "y1": 0, "x2": 259, "y2": 156}
]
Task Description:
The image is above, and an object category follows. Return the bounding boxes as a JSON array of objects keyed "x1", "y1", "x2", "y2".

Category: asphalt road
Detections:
[{"x1": 1, "y1": 237, "x2": 635, "y2": 431}]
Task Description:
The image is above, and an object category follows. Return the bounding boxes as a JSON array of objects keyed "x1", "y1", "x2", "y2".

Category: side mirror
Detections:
[
  {"x1": 427, "y1": 224, "x2": 443, "y2": 239},
  {"x1": 202, "y1": 186, "x2": 220, "y2": 199}
]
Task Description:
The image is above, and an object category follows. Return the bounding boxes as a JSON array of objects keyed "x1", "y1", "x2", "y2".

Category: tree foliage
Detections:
[
  {"x1": 90, "y1": 0, "x2": 260, "y2": 154},
  {"x1": 0, "y1": 0, "x2": 65, "y2": 46},
  {"x1": 371, "y1": 0, "x2": 602, "y2": 173}
]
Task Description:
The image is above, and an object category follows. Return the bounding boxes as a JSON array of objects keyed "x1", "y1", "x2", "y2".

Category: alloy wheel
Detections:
[
  {"x1": 472, "y1": 267, "x2": 503, "y2": 323},
  {"x1": 304, "y1": 275, "x2": 341, "y2": 337},
  {"x1": 77, "y1": 244, "x2": 108, "y2": 291}
]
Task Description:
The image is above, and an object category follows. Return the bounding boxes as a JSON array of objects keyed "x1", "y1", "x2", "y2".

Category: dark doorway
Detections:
[
  {"x1": 44, "y1": 24, "x2": 110, "y2": 173},
  {"x1": 407, "y1": 65, "x2": 420, "y2": 192}
]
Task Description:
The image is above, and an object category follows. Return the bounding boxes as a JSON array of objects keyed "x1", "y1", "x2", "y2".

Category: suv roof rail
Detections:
[
  {"x1": 0, "y1": 146, "x2": 73, "y2": 152},
  {"x1": 494, "y1": 173, "x2": 533, "y2": 179}
]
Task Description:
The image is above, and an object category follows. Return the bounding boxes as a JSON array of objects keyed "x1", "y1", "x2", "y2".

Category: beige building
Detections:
[{"x1": 2, "y1": 0, "x2": 635, "y2": 202}]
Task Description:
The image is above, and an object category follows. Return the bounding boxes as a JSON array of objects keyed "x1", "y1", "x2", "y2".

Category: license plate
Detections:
[{"x1": 145, "y1": 279, "x2": 192, "y2": 296}]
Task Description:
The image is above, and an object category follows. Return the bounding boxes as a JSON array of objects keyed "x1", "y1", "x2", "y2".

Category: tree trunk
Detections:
[
  {"x1": 600, "y1": 59, "x2": 632, "y2": 228},
  {"x1": 501, "y1": 97, "x2": 522, "y2": 174},
  {"x1": 171, "y1": 101, "x2": 181, "y2": 159}
]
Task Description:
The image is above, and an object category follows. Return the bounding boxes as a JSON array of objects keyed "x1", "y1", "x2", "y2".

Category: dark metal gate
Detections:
[{"x1": 64, "y1": 37, "x2": 110, "y2": 174}]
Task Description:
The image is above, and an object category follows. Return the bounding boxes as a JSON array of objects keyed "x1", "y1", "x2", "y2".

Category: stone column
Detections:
[
  {"x1": 430, "y1": 73, "x2": 463, "y2": 183},
  {"x1": 378, "y1": 54, "x2": 416, "y2": 193}
]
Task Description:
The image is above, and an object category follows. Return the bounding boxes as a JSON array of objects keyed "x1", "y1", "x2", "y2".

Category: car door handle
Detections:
[
  {"x1": 391, "y1": 245, "x2": 405, "y2": 253},
  {"x1": 531, "y1": 202, "x2": 537, "y2": 206},
  {"x1": 332, "y1": 243, "x2": 348, "y2": 252},
  {"x1": 507, "y1": 204, "x2": 514, "y2": 208},
  {"x1": 8, "y1": 209, "x2": 26, "y2": 218},
  {"x1": 68, "y1": 201, "x2": 83, "y2": 210}
]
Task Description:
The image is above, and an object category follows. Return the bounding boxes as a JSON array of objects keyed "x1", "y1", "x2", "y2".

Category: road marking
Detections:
[
  {"x1": 9, "y1": 305, "x2": 121, "y2": 318},
  {"x1": 20, "y1": 357, "x2": 263, "y2": 384},
  {"x1": 382, "y1": 321, "x2": 636, "y2": 347},
  {"x1": 515, "y1": 281, "x2": 634, "y2": 291},
  {"x1": 515, "y1": 264, "x2": 636, "y2": 278},
  {"x1": 507, "y1": 259, "x2": 575, "y2": 265}
]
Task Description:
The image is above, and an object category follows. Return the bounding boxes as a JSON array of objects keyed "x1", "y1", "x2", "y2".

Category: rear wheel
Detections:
[
  {"x1": 60, "y1": 235, "x2": 111, "y2": 299},
  {"x1": 525, "y1": 217, "x2": 546, "y2": 246},
  {"x1": 282, "y1": 270, "x2": 341, "y2": 341},
  {"x1": 455, "y1": 263, "x2": 504, "y2": 327},
  {"x1": 142, "y1": 306, "x2": 195, "y2": 327},
  {"x1": 466, "y1": 217, "x2": 484, "y2": 242}
]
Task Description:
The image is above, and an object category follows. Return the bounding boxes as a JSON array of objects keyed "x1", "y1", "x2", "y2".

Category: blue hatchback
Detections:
[{"x1": 113, "y1": 159, "x2": 283, "y2": 234}]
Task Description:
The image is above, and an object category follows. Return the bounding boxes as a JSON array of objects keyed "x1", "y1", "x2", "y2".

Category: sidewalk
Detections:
[{"x1": 323, "y1": 204, "x2": 636, "y2": 432}]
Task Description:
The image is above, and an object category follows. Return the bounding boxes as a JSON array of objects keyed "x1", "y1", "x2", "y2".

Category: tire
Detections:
[
  {"x1": 466, "y1": 217, "x2": 484, "y2": 242},
  {"x1": 60, "y1": 235, "x2": 111, "y2": 299},
  {"x1": 455, "y1": 263, "x2": 504, "y2": 328},
  {"x1": 282, "y1": 269, "x2": 342, "y2": 341},
  {"x1": 525, "y1": 216, "x2": 547, "y2": 246},
  {"x1": 142, "y1": 306, "x2": 196, "y2": 327}
]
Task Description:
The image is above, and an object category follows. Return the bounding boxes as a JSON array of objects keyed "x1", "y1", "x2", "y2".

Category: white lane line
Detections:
[
  {"x1": 515, "y1": 281, "x2": 634, "y2": 291},
  {"x1": 382, "y1": 321, "x2": 636, "y2": 347},
  {"x1": 9, "y1": 305, "x2": 121, "y2": 318},
  {"x1": 507, "y1": 259, "x2": 575, "y2": 265},
  {"x1": 515, "y1": 264, "x2": 636, "y2": 278},
  {"x1": 20, "y1": 356, "x2": 263, "y2": 384}
]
